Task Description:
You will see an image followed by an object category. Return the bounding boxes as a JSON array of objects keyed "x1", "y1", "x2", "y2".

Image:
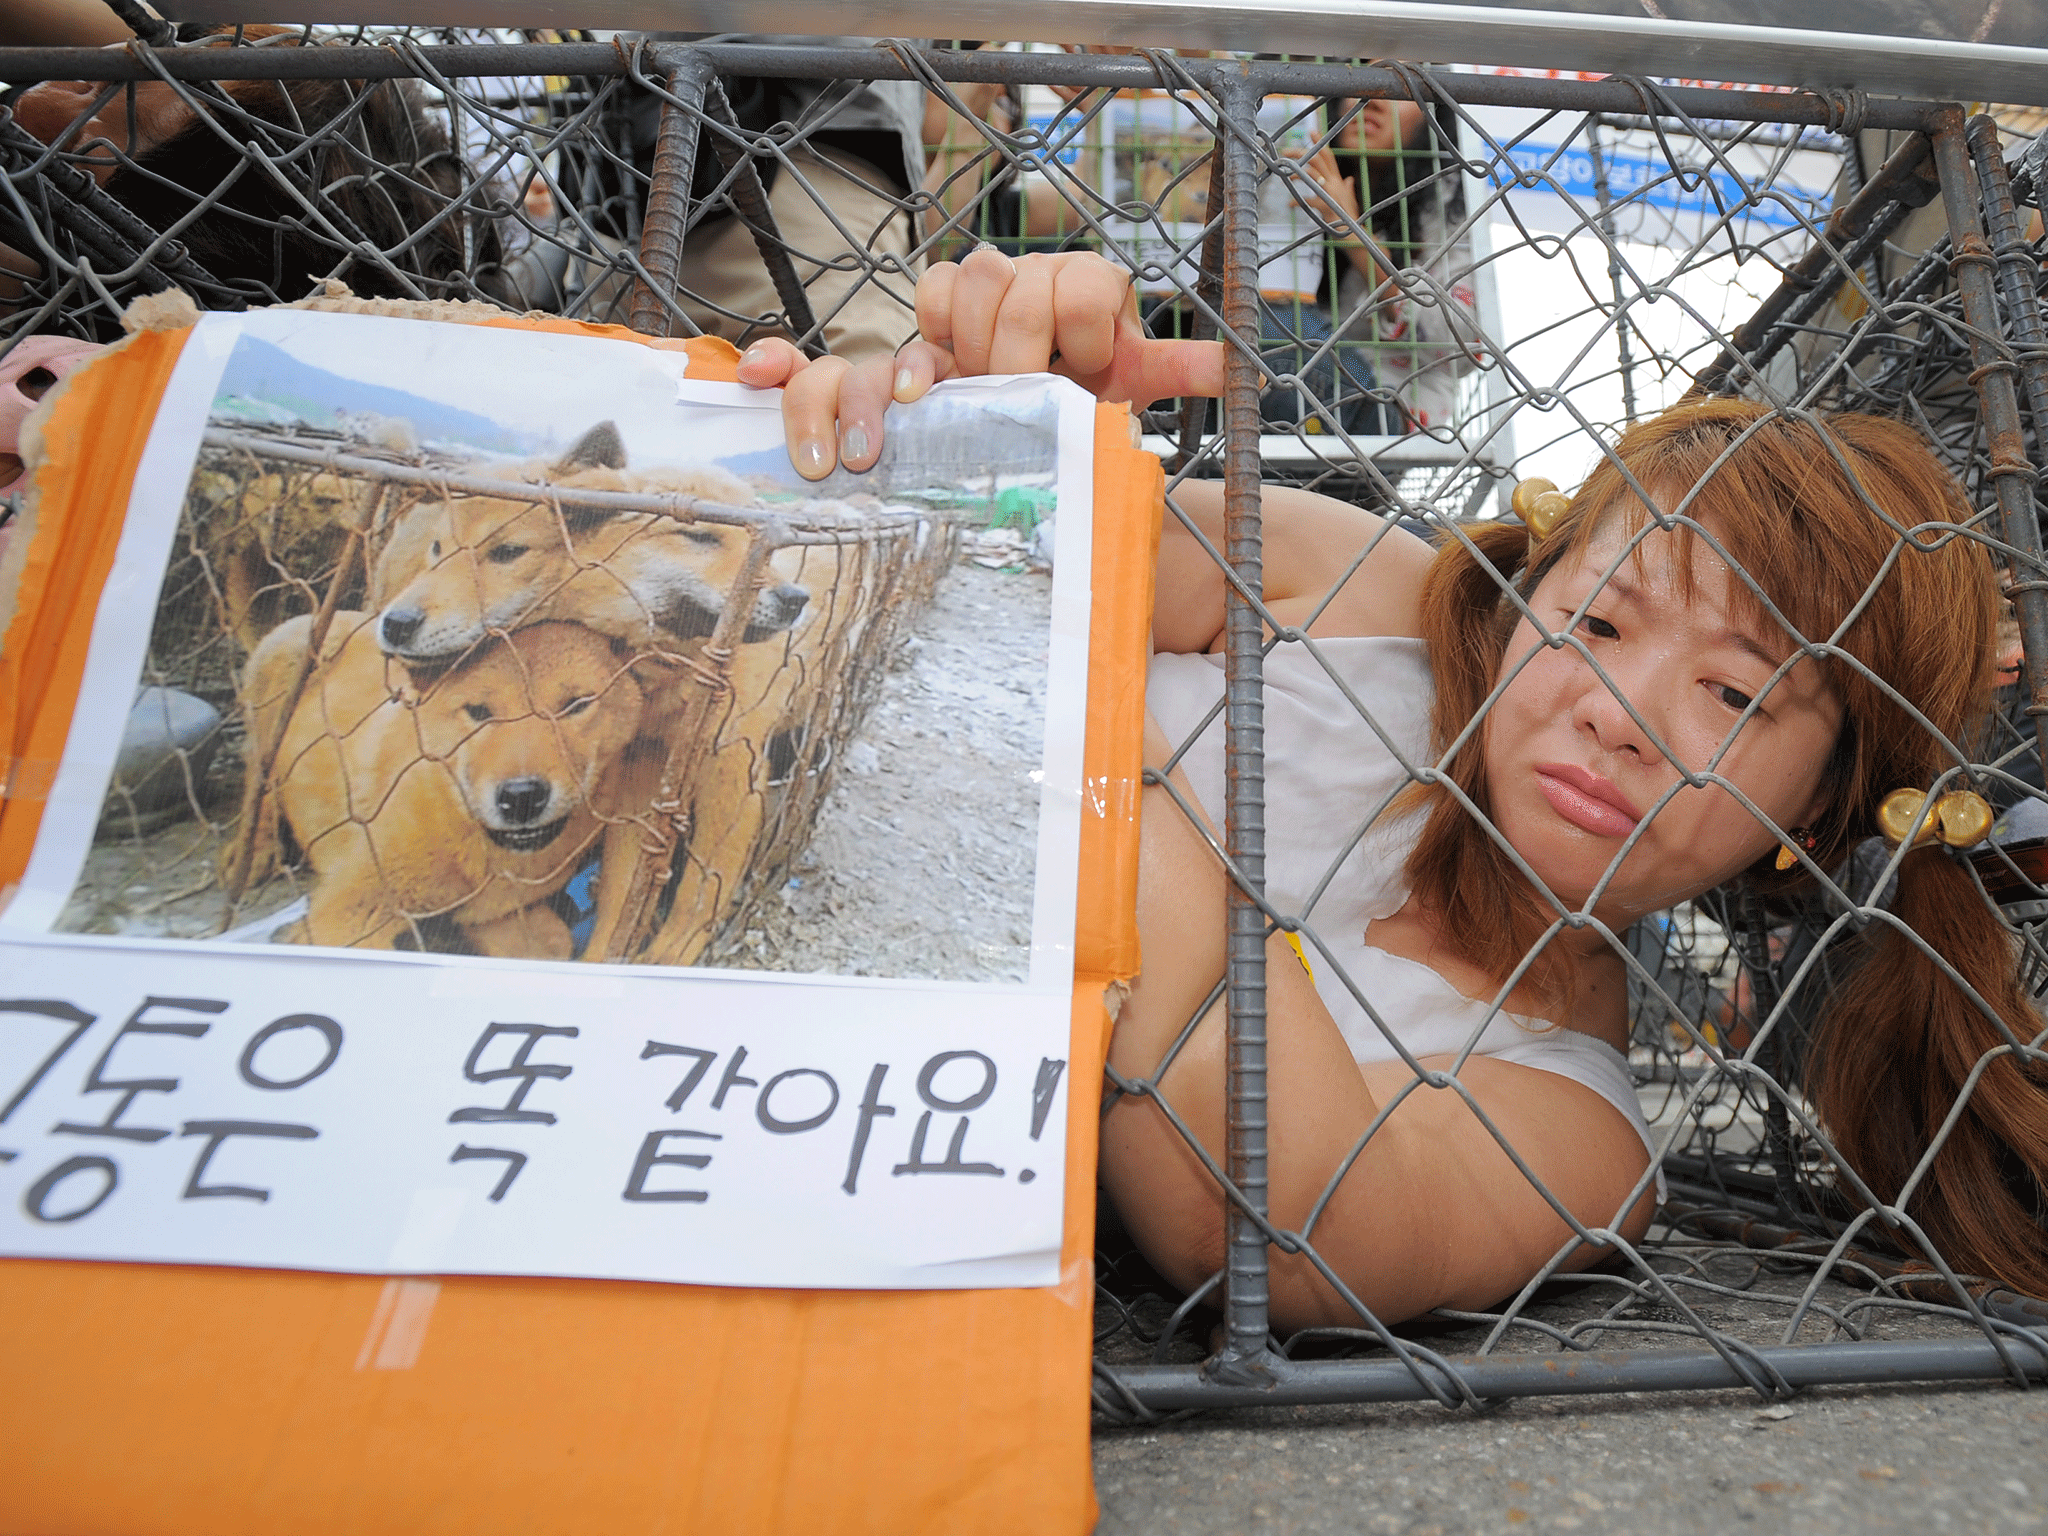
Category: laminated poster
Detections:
[{"x1": 0, "y1": 310, "x2": 1093, "y2": 1291}]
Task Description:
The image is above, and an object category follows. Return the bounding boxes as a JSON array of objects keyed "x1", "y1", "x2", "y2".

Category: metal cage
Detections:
[{"x1": 5, "y1": 23, "x2": 2048, "y2": 1423}]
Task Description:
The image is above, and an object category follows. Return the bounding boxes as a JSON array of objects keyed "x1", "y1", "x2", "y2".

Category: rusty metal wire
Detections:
[{"x1": 7, "y1": 32, "x2": 2048, "y2": 1420}]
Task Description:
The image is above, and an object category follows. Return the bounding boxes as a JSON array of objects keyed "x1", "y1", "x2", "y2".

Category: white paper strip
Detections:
[{"x1": 0, "y1": 939, "x2": 1071, "y2": 1288}]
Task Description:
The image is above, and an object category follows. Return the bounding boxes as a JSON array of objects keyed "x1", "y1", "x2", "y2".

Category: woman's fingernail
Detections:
[
  {"x1": 740, "y1": 341, "x2": 770, "y2": 368},
  {"x1": 894, "y1": 367, "x2": 917, "y2": 400},
  {"x1": 797, "y1": 438, "x2": 829, "y2": 476},
  {"x1": 841, "y1": 424, "x2": 870, "y2": 464}
]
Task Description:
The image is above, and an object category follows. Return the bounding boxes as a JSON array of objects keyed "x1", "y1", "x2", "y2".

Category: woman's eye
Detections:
[
  {"x1": 559, "y1": 695, "x2": 594, "y2": 716},
  {"x1": 463, "y1": 702, "x2": 493, "y2": 722},
  {"x1": 1577, "y1": 614, "x2": 1620, "y2": 641},
  {"x1": 1710, "y1": 683, "x2": 1755, "y2": 712}
]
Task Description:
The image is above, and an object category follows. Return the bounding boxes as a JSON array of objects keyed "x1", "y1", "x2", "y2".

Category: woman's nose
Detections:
[{"x1": 1572, "y1": 654, "x2": 1665, "y2": 766}]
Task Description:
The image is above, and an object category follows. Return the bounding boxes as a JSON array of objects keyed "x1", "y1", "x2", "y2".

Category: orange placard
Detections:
[{"x1": 0, "y1": 307, "x2": 1158, "y2": 1536}]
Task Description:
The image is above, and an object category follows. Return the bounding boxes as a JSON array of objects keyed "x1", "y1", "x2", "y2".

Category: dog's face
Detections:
[
  {"x1": 414, "y1": 623, "x2": 645, "y2": 854},
  {"x1": 376, "y1": 490, "x2": 812, "y2": 663}
]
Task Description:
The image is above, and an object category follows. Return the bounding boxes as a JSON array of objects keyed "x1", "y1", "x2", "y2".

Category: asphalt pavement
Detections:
[{"x1": 1093, "y1": 1377, "x2": 2048, "y2": 1534}]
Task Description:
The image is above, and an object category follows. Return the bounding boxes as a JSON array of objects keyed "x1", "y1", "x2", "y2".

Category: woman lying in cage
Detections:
[
  {"x1": 752, "y1": 246, "x2": 2048, "y2": 1327},
  {"x1": 2, "y1": 23, "x2": 500, "y2": 320}
]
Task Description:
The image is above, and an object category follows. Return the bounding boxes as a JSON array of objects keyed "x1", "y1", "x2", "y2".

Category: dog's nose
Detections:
[
  {"x1": 762, "y1": 583, "x2": 809, "y2": 626},
  {"x1": 496, "y1": 777, "x2": 553, "y2": 825},
  {"x1": 380, "y1": 607, "x2": 424, "y2": 651}
]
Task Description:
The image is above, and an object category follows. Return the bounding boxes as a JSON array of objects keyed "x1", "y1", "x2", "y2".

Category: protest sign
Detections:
[{"x1": 0, "y1": 310, "x2": 1095, "y2": 1290}]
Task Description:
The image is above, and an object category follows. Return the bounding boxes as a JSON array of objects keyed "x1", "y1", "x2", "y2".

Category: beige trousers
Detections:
[{"x1": 673, "y1": 144, "x2": 922, "y2": 362}]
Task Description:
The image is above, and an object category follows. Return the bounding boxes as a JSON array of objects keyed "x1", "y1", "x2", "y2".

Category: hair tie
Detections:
[
  {"x1": 1877, "y1": 787, "x2": 1995, "y2": 850},
  {"x1": 1512, "y1": 477, "x2": 1572, "y2": 542}
]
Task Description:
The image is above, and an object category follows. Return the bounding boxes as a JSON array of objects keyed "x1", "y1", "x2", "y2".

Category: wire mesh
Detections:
[{"x1": 4, "y1": 29, "x2": 2048, "y2": 1419}]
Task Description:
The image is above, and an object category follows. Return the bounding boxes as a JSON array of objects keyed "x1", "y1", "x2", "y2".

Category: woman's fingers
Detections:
[
  {"x1": 891, "y1": 338, "x2": 952, "y2": 402},
  {"x1": 1299, "y1": 145, "x2": 1358, "y2": 222},
  {"x1": 915, "y1": 258, "x2": 961, "y2": 352},
  {"x1": 779, "y1": 354, "x2": 853, "y2": 480},
  {"x1": 1129, "y1": 338, "x2": 1228, "y2": 409},
  {"x1": 829, "y1": 355, "x2": 901, "y2": 473},
  {"x1": 1045, "y1": 254, "x2": 1130, "y2": 380},
  {"x1": 945, "y1": 243, "x2": 1019, "y2": 376},
  {"x1": 735, "y1": 335, "x2": 811, "y2": 391},
  {"x1": 988, "y1": 254, "x2": 1059, "y2": 375},
  {"x1": 910, "y1": 246, "x2": 1225, "y2": 409},
  {"x1": 777, "y1": 345, "x2": 946, "y2": 480}
]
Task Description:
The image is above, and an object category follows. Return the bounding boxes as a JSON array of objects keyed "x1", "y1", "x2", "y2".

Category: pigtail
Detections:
[{"x1": 1813, "y1": 845, "x2": 2048, "y2": 1295}]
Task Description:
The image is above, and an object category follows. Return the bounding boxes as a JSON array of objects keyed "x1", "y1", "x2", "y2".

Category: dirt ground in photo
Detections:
[{"x1": 740, "y1": 560, "x2": 1053, "y2": 983}]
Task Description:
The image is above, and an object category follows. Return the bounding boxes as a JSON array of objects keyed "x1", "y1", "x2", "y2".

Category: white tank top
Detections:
[{"x1": 1146, "y1": 633, "x2": 1662, "y2": 1177}]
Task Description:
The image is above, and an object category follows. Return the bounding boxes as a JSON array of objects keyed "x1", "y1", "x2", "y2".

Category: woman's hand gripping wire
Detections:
[{"x1": 739, "y1": 247, "x2": 1226, "y2": 480}]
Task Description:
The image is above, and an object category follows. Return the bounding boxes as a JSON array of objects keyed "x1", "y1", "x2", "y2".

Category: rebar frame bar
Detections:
[{"x1": 1213, "y1": 68, "x2": 1274, "y2": 1382}]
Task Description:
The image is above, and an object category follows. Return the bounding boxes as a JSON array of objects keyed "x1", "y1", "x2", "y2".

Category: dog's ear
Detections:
[
  {"x1": 560, "y1": 501, "x2": 618, "y2": 538},
  {"x1": 552, "y1": 421, "x2": 627, "y2": 475}
]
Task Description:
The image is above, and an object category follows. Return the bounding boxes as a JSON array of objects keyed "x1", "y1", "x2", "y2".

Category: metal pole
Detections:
[
  {"x1": 1212, "y1": 67, "x2": 1278, "y2": 1385},
  {"x1": 1689, "y1": 131, "x2": 1937, "y2": 396},
  {"x1": 1934, "y1": 113, "x2": 2048, "y2": 794},
  {"x1": 1587, "y1": 118, "x2": 1638, "y2": 424},
  {"x1": 1966, "y1": 113, "x2": 2048, "y2": 794},
  {"x1": 630, "y1": 52, "x2": 714, "y2": 338},
  {"x1": 695, "y1": 72, "x2": 826, "y2": 357},
  {"x1": 0, "y1": 45, "x2": 1956, "y2": 134},
  {"x1": 1106, "y1": 1335, "x2": 2048, "y2": 1411}
]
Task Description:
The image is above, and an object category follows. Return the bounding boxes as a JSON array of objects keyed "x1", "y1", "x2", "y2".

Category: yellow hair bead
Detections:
[
  {"x1": 1511, "y1": 477, "x2": 1573, "y2": 540},
  {"x1": 1876, "y1": 787, "x2": 1995, "y2": 850},
  {"x1": 1877, "y1": 788, "x2": 1932, "y2": 847},
  {"x1": 1934, "y1": 789, "x2": 1994, "y2": 849}
]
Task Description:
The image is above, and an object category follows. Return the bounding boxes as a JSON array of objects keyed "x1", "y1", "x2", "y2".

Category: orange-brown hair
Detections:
[{"x1": 1410, "y1": 396, "x2": 2048, "y2": 1295}]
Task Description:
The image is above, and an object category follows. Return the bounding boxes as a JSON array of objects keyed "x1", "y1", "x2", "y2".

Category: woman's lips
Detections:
[{"x1": 1534, "y1": 765, "x2": 1641, "y2": 838}]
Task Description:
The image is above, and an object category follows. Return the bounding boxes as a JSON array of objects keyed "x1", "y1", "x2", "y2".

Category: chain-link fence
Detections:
[{"x1": 6, "y1": 26, "x2": 2048, "y2": 1419}]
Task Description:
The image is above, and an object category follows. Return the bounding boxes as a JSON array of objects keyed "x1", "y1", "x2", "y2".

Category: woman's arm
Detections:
[
  {"x1": 1295, "y1": 143, "x2": 1384, "y2": 292},
  {"x1": 1111, "y1": 716, "x2": 1656, "y2": 1328},
  {"x1": 1152, "y1": 481, "x2": 1431, "y2": 652},
  {"x1": 0, "y1": 0, "x2": 133, "y2": 46}
]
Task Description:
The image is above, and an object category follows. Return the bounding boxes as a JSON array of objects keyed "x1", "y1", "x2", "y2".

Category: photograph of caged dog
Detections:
[
  {"x1": 365, "y1": 420, "x2": 844, "y2": 964},
  {"x1": 235, "y1": 613, "x2": 645, "y2": 957}
]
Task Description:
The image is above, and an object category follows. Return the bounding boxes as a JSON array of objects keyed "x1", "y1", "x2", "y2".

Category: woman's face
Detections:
[
  {"x1": 13, "y1": 76, "x2": 195, "y2": 185},
  {"x1": 1481, "y1": 513, "x2": 1844, "y2": 922},
  {"x1": 1338, "y1": 97, "x2": 1427, "y2": 157}
]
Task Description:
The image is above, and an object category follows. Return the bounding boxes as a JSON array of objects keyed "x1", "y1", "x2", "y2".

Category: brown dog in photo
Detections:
[
  {"x1": 610, "y1": 536, "x2": 860, "y2": 965},
  {"x1": 363, "y1": 420, "x2": 838, "y2": 962},
  {"x1": 187, "y1": 463, "x2": 385, "y2": 653},
  {"x1": 368, "y1": 422, "x2": 811, "y2": 664},
  {"x1": 238, "y1": 611, "x2": 644, "y2": 957}
]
